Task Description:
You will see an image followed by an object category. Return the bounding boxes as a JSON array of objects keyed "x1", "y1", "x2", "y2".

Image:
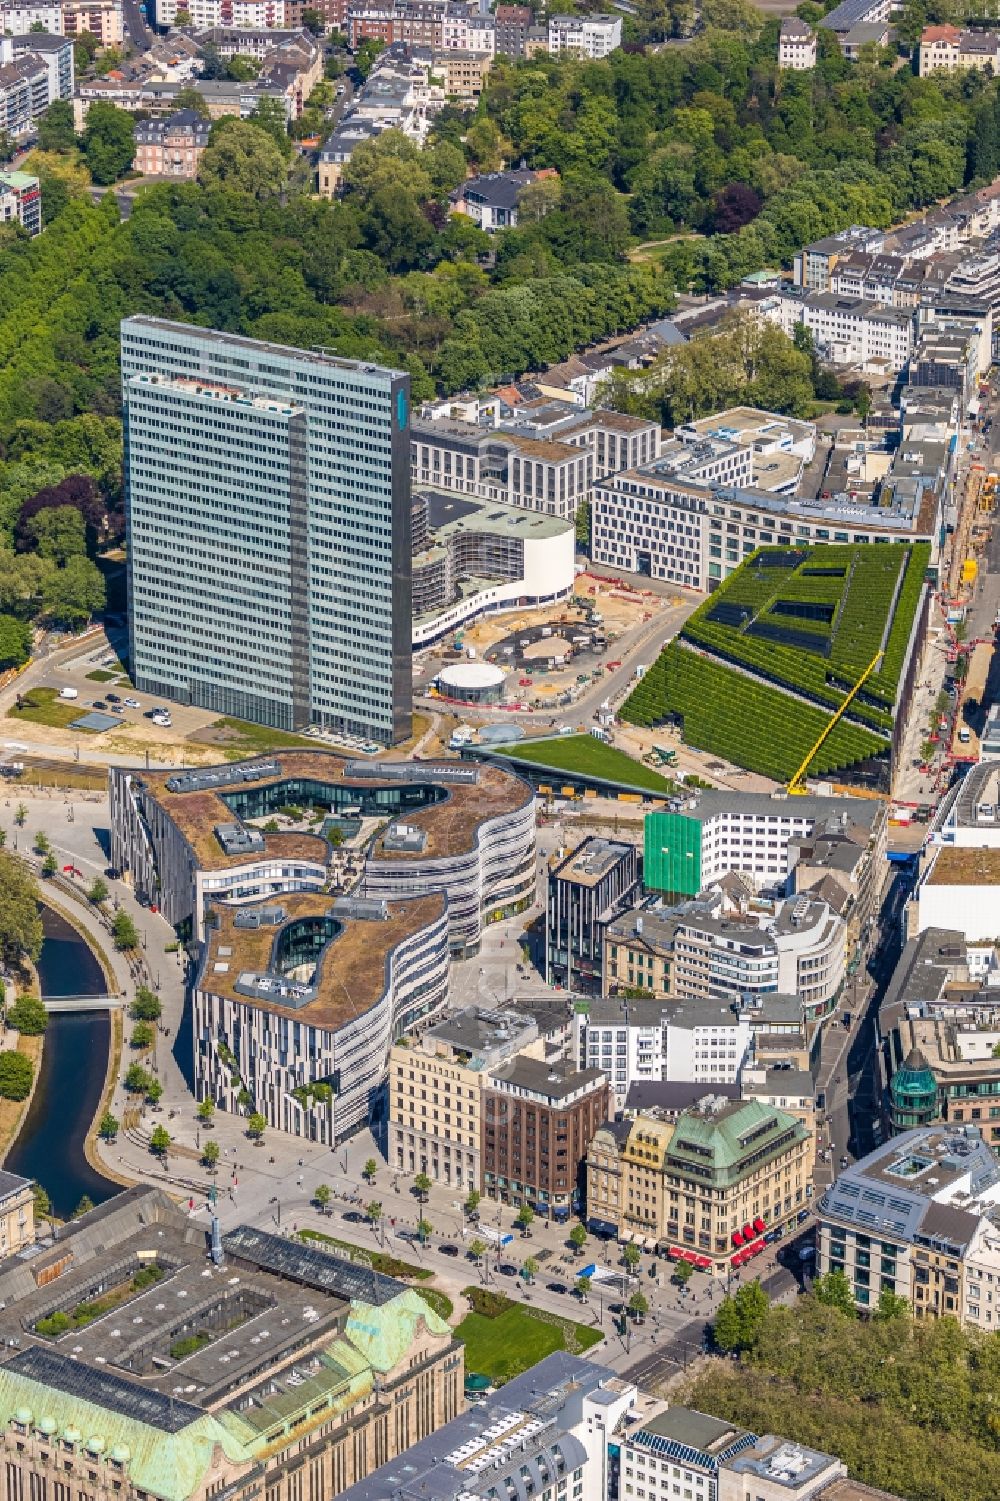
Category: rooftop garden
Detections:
[{"x1": 498, "y1": 734, "x2": 677, "y2": 793}]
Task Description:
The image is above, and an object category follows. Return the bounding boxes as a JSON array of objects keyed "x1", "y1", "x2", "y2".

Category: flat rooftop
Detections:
[
  {"x1": 198, "y1": 889, "x2": 446, "y2": 1028},
  {"x1": 487, "y1": 1054, "x2": 606, "y2": 1100},
  {"x1": 637, "y1": 1405, "x2": 749, "y2": 1455},
  {"x1": 419, "y1": 489, "x2": 571, "y2": 542},
  {"x1": 926, "y1": 846, "x2": 1000, "y2": 886},
  {"x1": 123, "y1": 315, "x2": 407, "y2": 382},
  {"x1": 551, "y1": 837, "x2": 633, "y2": 888}
]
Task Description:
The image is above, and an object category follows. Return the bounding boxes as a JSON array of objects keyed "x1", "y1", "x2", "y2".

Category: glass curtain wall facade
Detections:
[{"x1": 121, "y1": 317, "x2": 412, "y2": 744}]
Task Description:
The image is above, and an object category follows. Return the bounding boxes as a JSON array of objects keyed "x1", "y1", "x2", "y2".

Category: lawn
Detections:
[
  {"x1": 457, "y1": 1295, "x2": 603, "y2": 1384},
  {"x1": 500, "y1": 734, "x2": 677, "y2": 794},
  {"x1": 209, "y1": 717, "x2": 321, "y2": 756},
  {"x1": 8, "y1": 687, "x2": 85, "y2": 730}
]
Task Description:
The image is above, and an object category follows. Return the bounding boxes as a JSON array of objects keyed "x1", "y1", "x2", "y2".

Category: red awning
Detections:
[
  {"x1": 694, "y1": 1255, "x2": 712, "y2": 1270},
  {"x1": 753, "y1": 1216, "x2": 766, "y2": 1233},
  {"x1": 667, "y1": 1245, "x2": 684, "y2": 1260},
  {"x1": 730, "y1": 1250, "x2": 743, "y2": 1265},
  {"x1": 742, "y1": 1223, "x2": 754, "y2": 1240},
  {"x1": 748, "y1": 1238, "x2": 765, "y2": 1256},
  {"x1": 732, "y1": 1230, "x2": 743, "y2": 1246},
  {"x1": 681, "y1": 1249, "x2": 699, "y2": 1264}
]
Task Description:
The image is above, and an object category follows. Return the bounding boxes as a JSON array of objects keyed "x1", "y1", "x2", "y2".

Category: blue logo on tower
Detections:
[{"x1": 397, "y1": 389, "x2": 408, "y2": 431}]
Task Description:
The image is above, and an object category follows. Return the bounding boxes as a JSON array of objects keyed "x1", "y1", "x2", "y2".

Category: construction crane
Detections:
[{"x1": 787, "y1": 650, "x2": 884, "y2": 796}]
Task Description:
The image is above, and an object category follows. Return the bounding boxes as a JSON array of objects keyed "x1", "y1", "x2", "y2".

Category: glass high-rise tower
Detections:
[{"x1": 121, "y1": 317, "x2": 412, "y2": 744}]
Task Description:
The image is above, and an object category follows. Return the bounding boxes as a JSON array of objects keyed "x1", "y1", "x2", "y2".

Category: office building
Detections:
[
  {"x1": 0, "y1": 1170, "x2": 34, "y2": 1255},
  {"x1": 410, "y1": 490, "x2": 575, "y2": 647},
  {"x1": 621, "y1": 1408, "x2": 759, "y2": 1501},
  {"x1": 586, "y1": 1095, "x2": 813, "y2": 1262},
  {"x1": 644, "y1": 791, "x2": 886, "y2": 906},
  {"x1": 389, "y1": 1005, "x2": 541, "y2": 1188},
  {"x1": 0, "y1": 1186, "x2": 464, "y2": 1501},
  {"x1": 877, "y1": 924, "x2": 1000, "y2": 1140},
  {"x1": 121, "y1": 316, "x2": 412, "y2": 745},
  {"x1": 574, "y1": 996, "x2": 753, "y2": 1110},
  {"x1": 545, "y1": 836, "x2": 639, "y2": 990},
  {"x1": 338, "y1": 1353, "x2": 637, "y2": 1501},
  {"x1": 194, "y1": 890, "x2": 451, "y2": 1143},
  {"x1": 816, "y1": 1124, "x2": 1000, "y2": 1325},
  {"x1": 483, "y1": 1055, "x2": 610, "y2": 1219}
]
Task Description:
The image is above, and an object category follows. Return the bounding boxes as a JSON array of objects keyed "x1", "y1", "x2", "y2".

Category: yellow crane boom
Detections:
[{"x1": 787, "y1": 650, "x2": 884, "y2": 795}]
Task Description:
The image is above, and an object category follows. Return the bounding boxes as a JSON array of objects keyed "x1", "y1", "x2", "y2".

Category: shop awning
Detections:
[
  {"x1": 747, "y1": 1238, "x2": 765, "y2": 1256},
  {"x1": 732, "y1": 1230, "x2": 743, "y2": 1247},
  {"x1": 742, "y1": 1223, "x2": 754, "y2": 1241},
  {"x1": 667, "y1": 1245, "x2": 685, "y2": 1260},
  {"x1": 680, "y1": 1249, "x2": 700, "y2": 1264},
  {"x1": 731, "y1": 1249, "x2": 746, "y2": 1266},
  {"x1": 693, "y1": 1255, "x2": 712, "y2": 1270},
  {"x1": 753, "y1": 1216, "x2": 766, "y2": 1234}
]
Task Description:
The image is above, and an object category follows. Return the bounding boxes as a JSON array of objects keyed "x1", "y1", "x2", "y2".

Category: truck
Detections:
[
  {"x1": 58, "y1": 687, "x2": 79, "y2": 700},
  {"x1": 958, "y1": 726, "x2": 972, "y2": 744}
]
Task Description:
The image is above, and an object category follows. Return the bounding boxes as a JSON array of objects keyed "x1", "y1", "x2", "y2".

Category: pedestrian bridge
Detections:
[{"x1": 41, "y1": 994, "x2": 127, "y2": 1013}]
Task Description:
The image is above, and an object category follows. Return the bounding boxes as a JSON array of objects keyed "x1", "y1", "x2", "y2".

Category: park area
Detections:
[
  {"x1": 456, "y1": 1289, "x2": 603, "y2": 1385},
  {"x1": 499, "y1": 733, "x2": 677, "y2": 793}
]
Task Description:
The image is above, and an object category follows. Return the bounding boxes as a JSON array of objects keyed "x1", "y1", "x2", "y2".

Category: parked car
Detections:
[
  {"x1": 546, "y1": 1282, "x2": 568, "y2": 1295},
  {"x1": 124, "y1": 697, "x2": 140, "y2": 708},
  {"x1": 92, "y1": 700, "x2": 107, "y2": 710},
  {"x1": 106, "y1": 693, "x2": 121, "y2": 703},
  {"x1": 439, "y1": 1244, "x2": 460, "y2": 1257},
  {"x1": 497, "y1": 1263, "x2": 519, "y2": 1277},
  {"x1": 342, "y1": 1211, "x2": 365, "y2": 1224}
]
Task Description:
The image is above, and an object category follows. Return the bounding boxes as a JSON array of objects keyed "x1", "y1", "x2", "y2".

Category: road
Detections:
[{"x1": 121, "y1": 0, "x2": 151, "y2": 51}]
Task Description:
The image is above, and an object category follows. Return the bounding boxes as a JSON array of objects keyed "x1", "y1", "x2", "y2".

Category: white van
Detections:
[{"x1": 58, "y1": 687, "x2": 79, "y2": 700}]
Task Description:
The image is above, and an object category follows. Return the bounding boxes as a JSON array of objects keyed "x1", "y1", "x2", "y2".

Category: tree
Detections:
[
  {"x1": 81, "y1": 102, "x2": 135, "y2": 185},
  {"x1": 87, "y1": 877, "x2": 109, "y2": 906},
  {"x1": 813, "y1": 1269, "x2": 857, "y2": 1317},
  {"x1": 874, "y1": 1288, "x2": 909, "y2": 1322},
  {"x1": 40, "y1": 555, "x2": 105, "y2": 628},
  {"x1": 0, "y1": 616, "x2": 31, "y2": 671},
  {"x1": 301, "y1": 7, "x2": 325, "y2": 31},
  {"x1": 145, "y1": 1077, "x2": 163, "y2": 1107},
  {"x1": 713, "y1": 1280, "x2": 770, "y2": 1352},
  {"x1": 112, "y1": 911, "x2": 138, "y2": 950},
  {"x1": 413, "y1": 1171, "x2": 431, "y2": 1202},
  {"x1": 32, "y1": 1183, "x2": 51, "y2": 1219},
  {"x1": 99, "y1": 1111, "x2": 119, "y2": 1140},
  {"x1": 0, "y1": 1049, "x2": 33, "y2": 1100},
  {"x1": 623, "y1": 1242, "x2": 641, "y2": 1273},
  {"x1": 673, "y1": 1258, "x2": 694, "y2": 1287},
  {"x1": 417, "y1": 1216, "x2": 432, "y2": 1244},
  {"x1": 629, "y1": 1290, "x2": 649, "y2": 1318},
  {"x1": 198, "y1": 119, "x2": 288, "y2": 199},
  {"x1": 576, "y1": 1275, "x2": 591, "y2": 1301},
  {"x1": 523, "y1": 1256, "x2": 538, "y2": 1283},
  {"x1": 130, "y1": 1021, "x2": 154, "y2": 1049},
  {"x1": 469, "y1": 1237, "x2": 486, "y2": 1264},
  {"x1": 464, "y1": 1189, "x2": 481, "y2": 1217},
  {"x1": 0, "y1": 854, "x2": 43, "y2": 968},
  {"x1": 202, "y1": 1139, "x2": 220, "y2": 1170},
  {"x1": 149, "y1": 1124, "x2": 171, "y2": 1157},
  {"x1": 367, "y1": 1199, "x2": 382, "y2": 1226},
  {"x1": 247, "y1": 1111, "x2": 267, "y2": 1141},
  {"x1": 355, "y1": 36, "x2": 386, "y2": 79},
  {"x1": 363, "y1": 1157, "x2": 378, "y2": 1183},
  {"x1": 250, "y1": 97, "x2": 292, "y2": 158},
  {"x1": 569, "y1": 1224, "x2": 587, "y2": 1254},
  {"x1": 72, "y1": 1194, "x2": 94, "y2": 1218},
  {"x1": 33, "y1": 832, "x2": 49, "y2": 856},
  {"x1": 197, "y1": 1097, "x2": 215, "y2": 1124},
  {"x1": 41, "y1": 852, "x2": 58, "y2": 879},
  {"x1": 343, "y1": 129, "x2": 432, "y2": 204},
  {"x1": 516, "y1": 1204, "x2": 534, "y2": 1234},
  {"x1": 132, "y1": 986, "x2": 161, "y2": 1020},
  {"x1": 7, "y1": 993, "x2": 48, "y2": 1036},
  {"x1": 125, "y1": 1062, "x2": 152, "y2": 1093},
  {"x1": 174, "y1": 86, "x2": 211, "y2": 117},
  {"x1": 314, "y1": 1183, "x2": 331, "y2": 1213},
  {"x1": 13, "y1": 805, "x2": 26, "y2": 828},
  {"x1": 27, "y1": 505, "x2": 87, "y2": 565}
]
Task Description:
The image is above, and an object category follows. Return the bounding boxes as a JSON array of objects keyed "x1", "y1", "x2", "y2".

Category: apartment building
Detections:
[
  {"x1": 133, "y1": 108, "x2": 211, "y2": 177},
  {"x1": 767, "y1": 290, "x2": 916, "y2": 372},
  {"x1": 741, "y1": 1060, "x2": 816, "y2": 1134},
  {"x1": 778, "y1": 16, "x2": 816, "y2": 67},
  {"x1": 433, "y1": 46, "x2": 490, "y2": 98},
  {"x1": 816, "y1": 1124, "x2": 1000, "y2": 1325},
  {"x1": 494, "y1": 1, "x2": 530, "y2": 53},
  {"x1": 575, "y1": 998, "x2": 669, "y2": 1111},
  {"x1": 389, "y1": 1005, "x2": 540, "y2": 1188},
  {"x1": 547, "y1": 12, "x2": 621, "y2": 56},
  {"x1": 919, "y1": 23, "x2": 1000, "y2": 74},
  {"x1": 62, "y1": 0, "x2": 122, "y2": 41},
  {"x1": 0, "y1": 33, "x2": 72, "y2": 139},
  {"x1": 451, "y1": 166, "x2": 539, "y2": 231},
  {"x1": 155, "y1": 0, "x2": 287, "y2": 23},
  {"x1": 0, "y1": 1, "x2": 61, "y2": 28},
  {"x1": 121, "y1": 317, "x2": 412, "y2": 744},
  {"x1": 194, "y1": 891, "x2": 451, "y2": 1142},
  {"x1": 339, "y1": 1353, "x2": 637, "y2": 1501},
  {"x1": 587, "y1": 1095, "x2": 813, "y2": 1263},
  {"x1": 545, "y1": 836, "x2": 639, "y2": 990},
  {"x1": 0, "y1": 167, "x2": 40, "y2": 235},
  {"x1": 793, "y1": 225, "x2": 887, "y2": 291}
]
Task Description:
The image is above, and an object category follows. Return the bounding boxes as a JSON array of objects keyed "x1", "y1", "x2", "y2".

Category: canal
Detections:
[{"x1": 6, "y1": 907, "x2": 121, "y2": 1218}]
